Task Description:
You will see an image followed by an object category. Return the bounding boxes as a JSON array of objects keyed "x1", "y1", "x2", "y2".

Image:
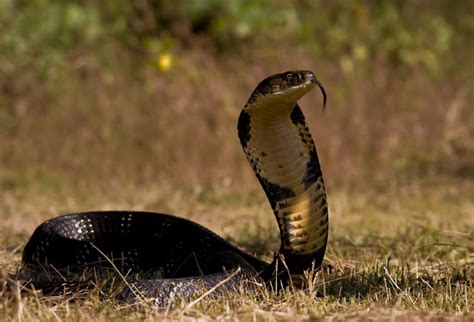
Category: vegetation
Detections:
[{"x1": 0, "y1": 0, "x2": 473, "y2": 320}]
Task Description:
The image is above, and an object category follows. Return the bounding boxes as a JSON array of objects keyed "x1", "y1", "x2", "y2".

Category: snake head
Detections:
[{"x1": 251, "y1": 70, "x2": 327, "y2": 110}]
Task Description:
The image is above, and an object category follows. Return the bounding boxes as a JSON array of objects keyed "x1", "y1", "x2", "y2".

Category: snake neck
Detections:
[{"x1": 238, "y1": 100, "x2": 329, "y2": 276}]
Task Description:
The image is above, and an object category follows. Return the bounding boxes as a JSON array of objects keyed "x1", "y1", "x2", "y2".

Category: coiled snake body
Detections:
[{"x1": 22, "y1": 70, "x2": 329, "y2": 304}]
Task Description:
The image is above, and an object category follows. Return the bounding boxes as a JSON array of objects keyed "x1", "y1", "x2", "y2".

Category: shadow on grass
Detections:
[{"x1": 318, "y1": 260, "x2": 472, "y2": 301}]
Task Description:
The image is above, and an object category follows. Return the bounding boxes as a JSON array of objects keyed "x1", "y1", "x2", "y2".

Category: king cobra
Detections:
[{"x1": 21, "y1": 70, "x2": 329, "y2": 304}]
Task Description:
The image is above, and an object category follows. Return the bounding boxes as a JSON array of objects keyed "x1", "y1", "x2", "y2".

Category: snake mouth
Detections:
[
  {"x1": 250, "y1": 70, "x2": 327, "y2": 111},
  {"x1": 256, "y1": 70, "x2": 315, "y2": 94}
]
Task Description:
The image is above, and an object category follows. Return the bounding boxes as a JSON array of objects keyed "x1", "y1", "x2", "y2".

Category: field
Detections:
[
  {"x1": 1, "y1": 1, "x2": 473, "y2": 321},
  {"x1": 1, "y1": 172, "x2": 472, "y2": 320}
]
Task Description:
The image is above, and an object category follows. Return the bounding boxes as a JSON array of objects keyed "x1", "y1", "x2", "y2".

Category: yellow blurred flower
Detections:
[{"x1": 155, "y1": 52, "x2": 173, "y2": 72}]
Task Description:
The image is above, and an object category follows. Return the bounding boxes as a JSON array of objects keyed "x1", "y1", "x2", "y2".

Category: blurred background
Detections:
[{"x1": 0, "y1": 0, "x2": 473, "y2": 198}]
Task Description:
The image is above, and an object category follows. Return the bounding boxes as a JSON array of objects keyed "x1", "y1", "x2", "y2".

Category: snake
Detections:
[{"x1": 21, "y1": 70, "x2": 329, "y2": 305}]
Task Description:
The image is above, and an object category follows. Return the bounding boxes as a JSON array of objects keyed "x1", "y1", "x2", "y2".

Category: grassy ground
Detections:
[{"x1": 0, "y1": 174, "x2": 472, "y2": 320}]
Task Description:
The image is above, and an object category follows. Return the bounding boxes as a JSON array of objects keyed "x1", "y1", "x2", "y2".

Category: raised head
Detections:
[
  {"x1": 239, "y1": 70, "x2": 329, "y2": 283},
  {"x1": 248, "y1": 70, "x2": 327, "y2": 109}
]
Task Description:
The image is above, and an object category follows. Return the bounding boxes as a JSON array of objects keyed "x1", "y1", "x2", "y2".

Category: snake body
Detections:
[{"x1": 22, "y1": 70, "x2": 329, "y2": 304}]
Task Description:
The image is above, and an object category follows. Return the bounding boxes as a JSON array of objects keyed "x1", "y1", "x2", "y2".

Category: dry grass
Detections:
[
  {"x1": 0, "y1": 46, "x2": 473, "y2": 320},
  {"x1": 0, "y1": 176, "x2": 472, "y2": 320},
  {"x1": 1, "y1": 47, "x2": 473, "y2": 188}
]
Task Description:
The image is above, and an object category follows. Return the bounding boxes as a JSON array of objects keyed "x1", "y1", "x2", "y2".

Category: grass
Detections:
[{"x1": 0, "y1": 175, "x2": 472, "y2": 320}]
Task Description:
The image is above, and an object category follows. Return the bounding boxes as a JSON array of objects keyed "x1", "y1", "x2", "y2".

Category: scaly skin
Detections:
[{"x1": 238, "y1": 70, "x2": 328, "y2": 276}]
